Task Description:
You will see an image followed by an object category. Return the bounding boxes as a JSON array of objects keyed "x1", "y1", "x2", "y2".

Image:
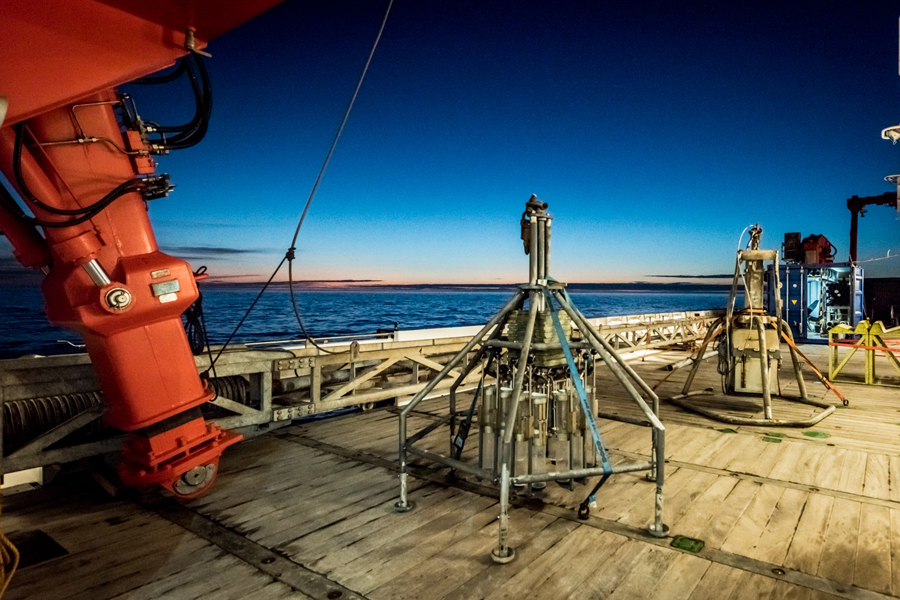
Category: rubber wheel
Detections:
[{"x1": 164, "y1": 464, "x2": 219, "y2": 501}]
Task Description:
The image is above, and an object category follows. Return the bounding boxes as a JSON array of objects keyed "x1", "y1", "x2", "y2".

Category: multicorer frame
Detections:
[
  {"x1": 667, "y1": 225, "x2": 835, "y2": 427},
  {"x1": 395, "y1": 195, "x2": 667, "y2": 564}
]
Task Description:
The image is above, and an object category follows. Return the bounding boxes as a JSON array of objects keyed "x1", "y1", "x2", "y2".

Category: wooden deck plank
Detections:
[
  {"x1": 706, "y1": 433, "x2": 754, "y2": 470},
  {"x1": 222, "y1": 464, "x2": 395, "y2": 533},
  {"x1": 211, "y1": 581, "x2": 312, "y2": 600},
  {"x1": 769, "y1": 581, "x2": 812, "y2": 600},
  {"x1": 594, "y1": 472, "x2": 663, "y2": 522},
  {"x1": 687, "y1": 562, "x2": 744, "y2": 600},
  {"x1": 194, "y1": 576, "x2": 307, "y2": 600},
  {"x1": 783, "y1": 493, "x2": 833, "y2": 574},
  {"x1": 790, "y1": 444, "x2": 825, "y2": 486},
  {"x1": 891, "y1": 508, "x2": 900, "y2": 596},
  {"x1": 646, "y1": 551, "x2": 710, "y2": 600},
  {"x1": 766, "y1": 441, "x2": 806, "y2": 481},
  {"x1": 854, "y1": 502, "x2": 892, "y2": 594},
  {"x1": 604, "y1": 545, "x2": 678, "y2": 600},
  {"x1": 720, "y1": 483, "x2": 784, "y2": 556},
  {"x1": 212, "y1": 462, "x2": 386, "y2": 529},
  {"x1": 282, "y1": 484, "x2": 455, "y2": 565},
  {"x1": 442, "y1": 517, "x2": 580, "y2": 600},
  {"x1": 564, "y1": 539, "x2": 648, "y2": 600},
  {"x1": 369, "y1": 508, "x2": 547, "y2": 600},
  {"x1": 523, "y1": 529, "x2": 626, "y2": 600},
  {"x1": 668, "y1": 428, "x2": 722, "y2": 463},
  {"x1": 620, "y1": 470, "x2": 717, "y2": 529},
  {"x1": 744, "y1": 442, "x2": 787, "y2": 478},
  {"x1": 703, "y1": 479, "x2": 760, "y2": 549},
  {"x1": 338, "y1": 503, "x2": 500, "y2": 594},
  {"x1": 480, "y1": 525, "x2": 599, "y2": 600},
  {"x1": 812, "y1": 448, "x2": 847, "y2": 491},
  {"x1": 728, "y1": 571, "x2": 777, "y2": 600},
  {"x1": 750, "y1": 487, "x2": 808, "y2": 565},
  {"x1": 304, "y1": 489, "x2": 489, "y2": 574},
  {"x1": 8, "y1": 530, "x2": 212, "y2": 600},
  {"x1": 890, "y1": 456, "x2": 900, "y2": 502},
  {"x1": 257, "y1": 478, "x2": 425, "y2": 549},
  {"x1": 725, "y1": 436, "x2": 769, "y2": 474},
  {"x1": 596, "y1": 472, "x2": 673, "y2": 523},
  {"x1": 863, "y1": 453, "x2": 891, "y2": 501},
  {"x1": 837, "y1": 451, "x2": 867, "y2": 495},
  {"x1": 816, "y1": 497, "x2": 861, "y2": 585},
  {"x1": 672, "y1": 475, "x2": 739, "y2": 539},
  {"x1": 104, "y1": 553, "x2": 258, "y2": 600}
]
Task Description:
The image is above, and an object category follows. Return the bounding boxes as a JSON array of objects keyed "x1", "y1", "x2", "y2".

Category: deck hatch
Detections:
[{"x1": 8, "y1": 529, "x2": 68, "y2": 568}]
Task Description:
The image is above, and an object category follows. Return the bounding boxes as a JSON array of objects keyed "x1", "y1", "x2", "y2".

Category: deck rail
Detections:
[{"x1": 0, "y1": 308, "x2": 722, "y2": 474}]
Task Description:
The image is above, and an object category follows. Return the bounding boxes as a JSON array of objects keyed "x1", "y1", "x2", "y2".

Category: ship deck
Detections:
[{"x1": 5, "y1": 343, "x2": 900, "y2": 600}]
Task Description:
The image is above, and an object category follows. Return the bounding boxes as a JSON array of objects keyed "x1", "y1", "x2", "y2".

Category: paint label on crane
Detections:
[
  {"x1": 151, "y1": 279, "x2": 180, "y2": 297},
  {"x1": 150, "y1": 268, "x2": 171, "y2": 279}
]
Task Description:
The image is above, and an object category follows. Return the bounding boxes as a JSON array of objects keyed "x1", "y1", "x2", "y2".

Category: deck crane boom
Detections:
[{"x1": 0, "y1": 0, "x2": 285, "y2": 498}]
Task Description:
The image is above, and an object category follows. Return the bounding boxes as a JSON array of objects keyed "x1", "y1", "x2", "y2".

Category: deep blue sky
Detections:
[{"x1": 5, "y1": 0, "x2": 900, "y2": 284}]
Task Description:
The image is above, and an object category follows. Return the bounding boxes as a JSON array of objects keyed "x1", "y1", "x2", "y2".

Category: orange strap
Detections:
[{"x1": 781, "y1": 331, "x2": 848, "y2": 405}]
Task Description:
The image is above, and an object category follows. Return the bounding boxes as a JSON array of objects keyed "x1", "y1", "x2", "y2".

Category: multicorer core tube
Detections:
[{"x1": 397, "y1": 196, "x2": 667, "y2": 563}]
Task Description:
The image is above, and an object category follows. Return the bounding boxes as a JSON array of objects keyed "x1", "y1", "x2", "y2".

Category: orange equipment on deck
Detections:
[{"x1": 0, "y1": 0, "x2": 284, "y2": 498}]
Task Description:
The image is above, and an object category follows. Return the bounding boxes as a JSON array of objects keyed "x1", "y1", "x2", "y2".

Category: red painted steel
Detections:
[
  {"x1": 0, "y1": 0, "x2": 284, "y2": 496},
  {"x1": 0, "y1": 0, "x2": 284, "y2": 125}
]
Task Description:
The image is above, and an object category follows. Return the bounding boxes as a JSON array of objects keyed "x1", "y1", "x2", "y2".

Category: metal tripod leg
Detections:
[
  {"x1": 681, "y1": 316, "x2": 725, "y2": 395},
  {"x1": 396, "y1": 290, "x2": 524, "y2": 513},
  {"x1": 492, "y1": 290, "x2": 538, "y2": 563}
]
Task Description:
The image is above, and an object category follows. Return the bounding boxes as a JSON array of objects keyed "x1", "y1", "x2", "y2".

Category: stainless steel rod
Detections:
[
  {"x1": 756, "y1": 316, "x2": 773, "y2": 420},
  {"x1": 781, "y1": 321, "x2": 809, "y2": 400},
  {"x1": 545, "y1": 218, "x2": 551, "y2": 277},
  {"x1": 681, "y1": 318, "x2": 725, "y2": 394},
  {"x1": 501, "y1": 291, "x2": 539, "y2": 448},
  {"x1": 511, "y1": 461, "x2": 653, "y2": 484},
  {"x1": 407, "y1": 445, "x2": 494, "y2": 480},
  {"x1": 529, "y1": 216, "x2": 538, "y2": 284},
  {"x1": 569, "y1": 307, "x2": 660, "y2": 403},
  {"x1": 553, "y1": 291, "x2": 664, "y2": 431},
  {"x1": 537, "y1": 217, "x2": 546, "y2": 280},
  {"x1": 400, "y1": 289, "x2": 524, "y2": 418}
]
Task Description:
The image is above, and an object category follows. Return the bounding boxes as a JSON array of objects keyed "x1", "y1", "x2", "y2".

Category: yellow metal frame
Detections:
[{"x1": 829, "y1": 320, "x2": 900, "y2": 385}]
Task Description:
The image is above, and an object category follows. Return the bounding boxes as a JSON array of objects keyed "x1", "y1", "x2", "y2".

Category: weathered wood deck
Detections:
[{"x1": 5, "y1": 343, "x2": 900, "y2": 599}]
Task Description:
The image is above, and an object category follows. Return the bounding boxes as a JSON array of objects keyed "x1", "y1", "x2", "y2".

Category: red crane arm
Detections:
[{"x1": 0, "y1": 0, "x2": 285, "y2": 498}]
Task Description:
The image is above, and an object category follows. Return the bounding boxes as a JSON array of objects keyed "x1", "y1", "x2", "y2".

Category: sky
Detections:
[{"x1": 4, "y1": 0, "x2": 900, "y2": 285}]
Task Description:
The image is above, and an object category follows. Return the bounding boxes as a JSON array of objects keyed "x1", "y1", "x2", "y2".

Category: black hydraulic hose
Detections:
[
  {"x1": 160, "y1": 54, "x2": 212, "y2": 148},
  {"x1": 12, "y1": 124, "x2": 80, "y2": 215},
  {"x1": 13, "y1": 123, "x2": 144, "y2": 219},
  {"x1": 132, "y1": 58, "x2": 188, "y2": 85},
  {"x1": 153, "y1": 54, "x2": 210, "y2": 136},
  {"x1": 1, "y1": 176, "x2": 145, "y2": 229},
  {"x1": 0, "y1": 179, "x2": 27, "y2": 218}
]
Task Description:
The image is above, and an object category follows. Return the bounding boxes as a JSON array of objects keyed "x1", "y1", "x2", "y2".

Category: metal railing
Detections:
[{"x1": 0, "y1": 309, "x2": 722, "y2": 475}]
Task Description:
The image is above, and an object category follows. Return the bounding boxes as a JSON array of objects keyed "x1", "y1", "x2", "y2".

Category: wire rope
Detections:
[
  {"x1": 285, "y1": 0, "x2": 394, "y2": 353},
  {"x1": 205, "y1": 0, "x2": 393, "y2": 362}
]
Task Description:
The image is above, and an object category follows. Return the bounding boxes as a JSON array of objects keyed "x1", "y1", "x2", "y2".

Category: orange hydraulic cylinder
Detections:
[
  {"x1": 0, "y1": 94, "x2": 212, "y2": 430},
  {"x1": 0, "y1": 91, "x2": 239, "y2": 494}
]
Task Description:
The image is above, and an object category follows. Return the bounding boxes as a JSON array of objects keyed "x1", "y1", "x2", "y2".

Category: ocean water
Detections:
[{"x1": 0, "y1": 285, "x2": 735, "y2": 359}]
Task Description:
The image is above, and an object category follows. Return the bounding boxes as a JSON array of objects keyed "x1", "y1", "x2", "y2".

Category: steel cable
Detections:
[{"x1": 286, "y1": 0, "x2": 394, "y2": 354}]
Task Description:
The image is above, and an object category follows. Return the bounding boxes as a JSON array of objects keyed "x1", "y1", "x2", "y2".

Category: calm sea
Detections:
[{"x1": 0, "y1": 285, "x2": 735, "y2": 359}]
